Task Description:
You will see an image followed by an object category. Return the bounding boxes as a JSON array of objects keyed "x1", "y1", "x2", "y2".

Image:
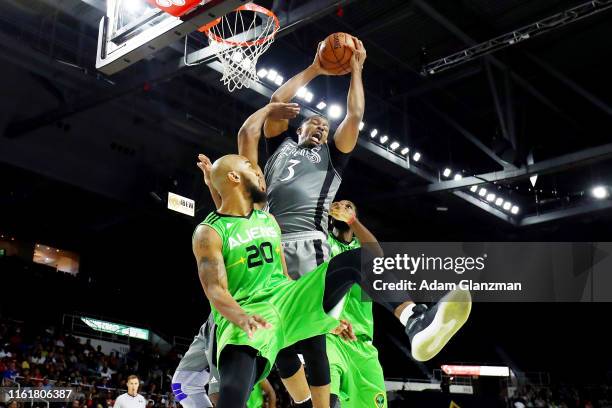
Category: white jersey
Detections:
[{"x1": 114, "y1": 393, "x2": 146, "y2": 408}]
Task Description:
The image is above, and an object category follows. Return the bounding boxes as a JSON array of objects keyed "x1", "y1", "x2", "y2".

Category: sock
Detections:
[
  {"x1": 399, "y1": 303, "x2": 417, "y2": 326},
  {"x1": 295, "y1": 396, "x2": 312, "y2": 407}
]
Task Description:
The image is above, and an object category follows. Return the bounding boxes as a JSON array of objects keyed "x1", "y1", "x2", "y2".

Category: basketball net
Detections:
[{"x1": 196, "y1": 3, "x2": 279, "y2": 92}]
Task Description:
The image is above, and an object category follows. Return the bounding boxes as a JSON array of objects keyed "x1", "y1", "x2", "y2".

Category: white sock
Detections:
[
  {"x1": 294, "y1": 395, "x2": 311, "y2": 404},
  {"x1": 399, "y1": 303, "x2": 417, "y2": 326}
]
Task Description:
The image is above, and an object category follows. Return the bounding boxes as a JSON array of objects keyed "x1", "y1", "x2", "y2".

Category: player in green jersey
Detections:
[
  {"x1": 193, "y1": 152, "x2": 471, "y2": 408},
  {"x1": 173, "y1": 102, "x2": 303, "y2": 408},
  {"x1": 326, "y1": 199, "x2": 386, "y2": 408}
]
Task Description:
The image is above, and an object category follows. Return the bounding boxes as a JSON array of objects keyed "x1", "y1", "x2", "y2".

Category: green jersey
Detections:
[
  {"x1": 200, "y1": 209, "x2": 339, "y2": 383},
  {"x1": 202, "y1": 209, "x2": 286, "y2": 308},
  {"x1": 328, "y1": 233, "x2": 374, "y2": 339}
]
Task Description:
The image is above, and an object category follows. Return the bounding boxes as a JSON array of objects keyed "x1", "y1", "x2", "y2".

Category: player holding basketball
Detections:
[
  {"x1": 239, "y1": 35, "x2": 474, "y2": 407},
  {"x1": 326, "y1": 199, "x2": 386, "y2": 408},
  {"x1": 238, "y1": 35, "x2": 366, "y2": 408},
  {"x1": 191, "y1": 151, "x2": 471, "y2": 408}
]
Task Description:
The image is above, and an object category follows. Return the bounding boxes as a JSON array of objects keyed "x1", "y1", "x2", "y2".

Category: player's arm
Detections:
[
  {"x1": 260, "y1": 379, "x2": 277, "y2": 408},
  {"x1": 193, "y1": 225, "x2": 271, "y2": 338},
  {"x1": 349, "y1": 217, "x2": 383, "y2": 257},
  {"x1": 197, "y1": 154, "x2": 222, "y2": 209},
  {"x1": 332, "y1": 38, "x2": 367, "y2": 154},
  {"x1": 238, "y1": 103, "x2": 300, "y2": 165},
  {"x1": 264, "y1": 43, "x2": 338, "y2": 138}
]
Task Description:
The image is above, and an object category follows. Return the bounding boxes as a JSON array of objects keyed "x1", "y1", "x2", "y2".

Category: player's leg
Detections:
[
  {"x1": 207, "y1": 363, "x2": 220, "y2": 406},
  {"x1": 322, "y1": 248, "x2": 472, "y2": 362},
  {"x1": 326, "y1": 335, "x2": 347, "y2": 408},
  {"x1": 171, "y1": 370, "x2": 213, "y2": 408},
  {"x1": 171, "y1": 330, "x2": 214, "y2": 408},
  {"x1": 298, "y1": 335, "x2": 331, "y2": 408},
  {"x1": 276, "y1": 336, "x2": 331, "y2": 408},
  {"x1": 215, "y1": 345, "x2": 260, "y2": 408},
  {"x1": 277, "y1": 234, "x2": 332, "y2": 407},
  {"x1": 347, "y1": 341, "x2": 387, "y2": 408},
  {"x1": 275, "y1": 346, "x2": 313, "y2": 407}
]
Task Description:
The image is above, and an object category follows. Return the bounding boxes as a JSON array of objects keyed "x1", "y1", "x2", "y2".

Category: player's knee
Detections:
[
  {"x1": 171, "y1": 383, "x2": 188, "y2": 403},
  {"x1": 275, "y1": 347, "x2": 303, "y2": 379},
  {"x1": 329, "y1": 249, "x2": 363, "y2": 283},
  {"x1": 304, "y1": 357, "x2": 331, "y2": 386},
  {"x1": 301, "y1": 337, "x2": 331, "y2": 386}
]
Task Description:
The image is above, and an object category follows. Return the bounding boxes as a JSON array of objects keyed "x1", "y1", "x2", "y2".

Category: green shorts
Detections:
[
  {"x1": 246, "y1": 381, "x2": 263, "y2": 408},
  {"x1": 215, "y1": 262, "x2": 339, "y2": 383},
  {"x1": 327, "y1": 334, "x2": 387, "y2": 408}
]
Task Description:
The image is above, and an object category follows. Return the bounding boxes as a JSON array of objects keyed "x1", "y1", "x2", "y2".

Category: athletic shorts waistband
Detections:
[{"x1": 281, "y1": 230, "x2": 327, "y2": 243}]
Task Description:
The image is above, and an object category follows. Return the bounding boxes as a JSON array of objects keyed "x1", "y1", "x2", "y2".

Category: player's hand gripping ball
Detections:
[{"x1": 314, "y1": 32, "x2": 361, "y2": 76}]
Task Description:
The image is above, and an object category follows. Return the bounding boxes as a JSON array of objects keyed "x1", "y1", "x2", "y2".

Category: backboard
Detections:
[{"x1": 96, "y1": 0, "x2": 246, "y2": 75}]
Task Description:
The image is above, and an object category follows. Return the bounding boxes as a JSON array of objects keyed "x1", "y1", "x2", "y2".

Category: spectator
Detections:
[
  {"x1": 2, "y1": 361, "x2": 18, "y2": 380},
  {"x1": 31, "y1": 351, "x2": 45, "y2": 365},
  {"x1": 42, "y1": 378, "x2": 53, "y2": 390},
  {"x1": 0, "y1": 345, "x2": 12, "y2": 359}
]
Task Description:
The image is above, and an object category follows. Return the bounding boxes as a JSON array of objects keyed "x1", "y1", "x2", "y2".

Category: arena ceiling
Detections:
[{"x1": 2, "y1": 0, "x2": 612, "y2": 241}]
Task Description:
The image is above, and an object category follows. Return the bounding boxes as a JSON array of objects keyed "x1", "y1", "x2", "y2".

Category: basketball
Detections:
[{"x1": 318, "y1": 32, "x2": 355, "y2": 75}]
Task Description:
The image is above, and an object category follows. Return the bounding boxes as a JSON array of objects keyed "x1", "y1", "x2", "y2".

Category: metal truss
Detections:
[{"x1": 422, "y1": 0, "x2": 612, "y2": 76}]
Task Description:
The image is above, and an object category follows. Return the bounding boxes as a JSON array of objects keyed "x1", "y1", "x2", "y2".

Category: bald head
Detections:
[
  {"x1": 210, "y1": 154, "x2": 244, "y2": 192},
  {"x1": 210, "y1": 154, "x2": 266, "y2": 206}
]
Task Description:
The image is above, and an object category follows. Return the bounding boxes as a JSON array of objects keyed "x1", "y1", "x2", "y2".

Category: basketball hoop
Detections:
[{"x1": 195, "y1": 3, "x2": 279, "y2": 92}]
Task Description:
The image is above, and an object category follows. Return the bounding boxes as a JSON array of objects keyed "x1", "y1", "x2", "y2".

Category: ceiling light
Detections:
[
  {"x1": 266, "y1": 69, "x2": 277, "y2": 81},
  {"x1": 592, "y1": 186, "x2": 609, "y2": 199},
  {"x1": 328, "y1": 104, "x2": 342, "y2": 119}
]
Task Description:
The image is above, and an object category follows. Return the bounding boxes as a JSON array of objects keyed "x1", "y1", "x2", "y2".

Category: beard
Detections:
[
  {"x1": 331, "y1": 219, "x2": 351, "y2": 232},
  {"x1": 298, "y1": 138, "x2": 316, "y2": 148},
  {"x1": 246, "y1": 179, "x2": 267, "y2": 205}
]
